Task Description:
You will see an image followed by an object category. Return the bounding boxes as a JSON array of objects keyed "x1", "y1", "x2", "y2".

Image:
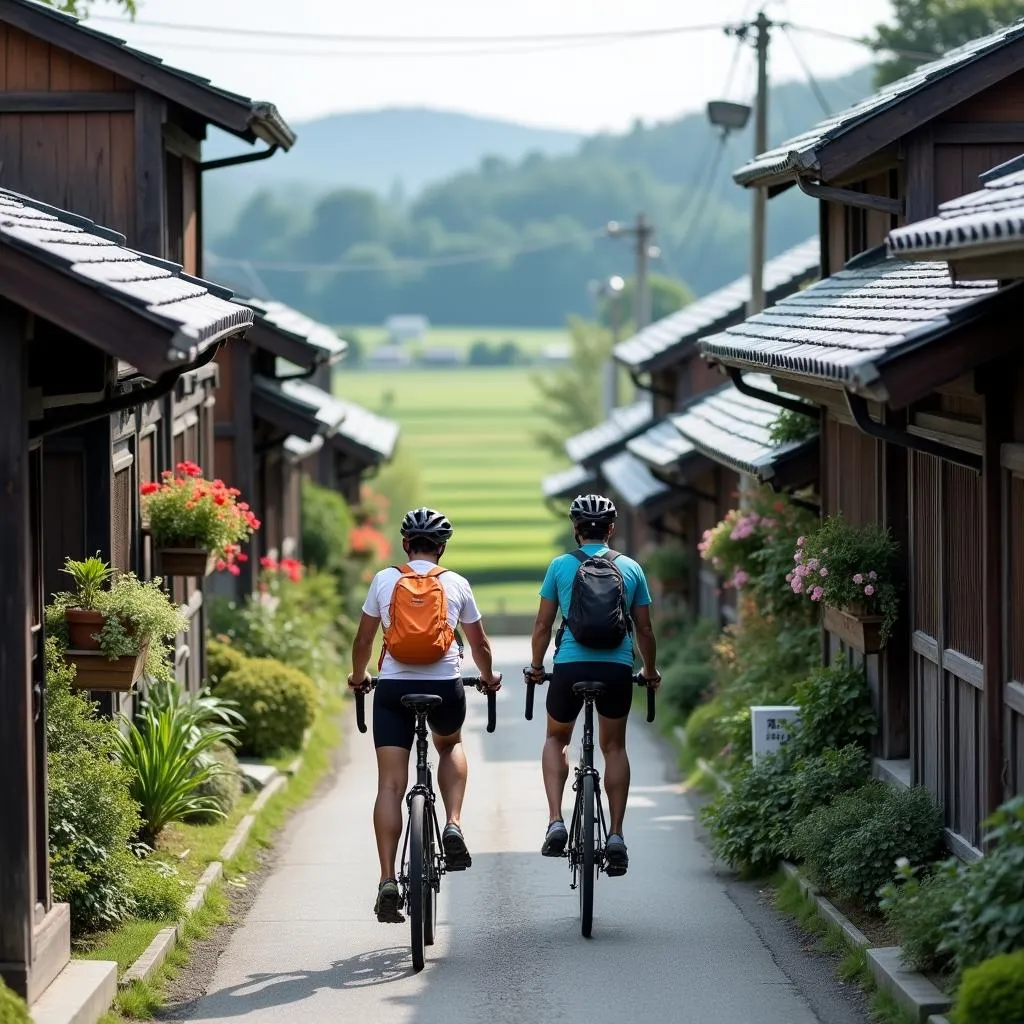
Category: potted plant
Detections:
[
  {"x1": 643, "y1": 543, "x2": 690, "y2": 595},
  {"x1": 140, "y1": 460, "x2": 260, "y2": 577},
  {"x1": 787, "y1": 515, "x2": 899, "y2": 652},
  {"x1": 61, "y1": 553, "x2": 114, "y2": 650},
  {"x1": 48, "y1": 558, "x2": 188, "y2": 691}
]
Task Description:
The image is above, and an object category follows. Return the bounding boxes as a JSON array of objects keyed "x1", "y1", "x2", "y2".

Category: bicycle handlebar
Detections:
[
  {"x1": 523, "y1": 669, "x2": 657, "y2": 724},
  {"x1": 353, "y1": 676, "x2": 497, "y2": 735}
]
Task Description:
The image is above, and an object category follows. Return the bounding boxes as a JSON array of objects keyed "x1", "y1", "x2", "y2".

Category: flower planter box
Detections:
[
  {"x1": 823, "y1": 604, "x2": 884, "y2": 654},
  {"x1": 154, "y1": 543, "x2": 216, "y2": 578},
  {"x1": 67, "y1": 640, "x2": 150, "y2": 692}
]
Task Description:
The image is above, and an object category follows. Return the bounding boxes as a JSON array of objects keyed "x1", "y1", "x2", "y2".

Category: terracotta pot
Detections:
[
  {"x1": 822, "y1": 604, "x2": 885, "y2": 654},
  {"x1": 67, "y1": 640, "x2": 150, "y2": 693},
  {"x1": 64, "y1": 608, "x2": 107, "y2": 651},
  {"x1": 155, "y1": 541, "x2": 215, "y2": 577}
]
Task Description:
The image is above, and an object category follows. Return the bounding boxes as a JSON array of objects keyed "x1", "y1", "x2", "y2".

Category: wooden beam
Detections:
[
  {"x1": 233, "y1": 338, "x2": 256, "y2": 595},
  {"x1": 798, "y1": 178, "x2": 905, "y2": 215},
  {"x1": 905, "y1": 127, "x2": 936, "y2": 222},
  {"x1": 951, "y1": 253, "x2": 1024, "y2": 282},
  {"x1": 0, "y1": 91, "x2": 133, "y2": 113},
  {"x1": 0, "y1": 302, "x2": 34, "y2": 997},
  {"x1": 134, "y1": 91, "x2": 167, "y2": 257},
  {"x1": 932, "y1": 121, "x2": 1024, "y2": 144},
  {"x1": 163, "y1": 121, "x2": 202, "y2": 162}
]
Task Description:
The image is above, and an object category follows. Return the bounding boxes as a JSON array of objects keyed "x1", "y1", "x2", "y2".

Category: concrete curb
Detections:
[
  {"x1": 779, "y1": 861, "x2": 953, "y2": 1023},
  {"x1": 696, "y1": 757, "x2": 733, "y2": 793},
  {"x1": 30, "y1": 960, "x2": 117, "y2": 1024},
  {"x1": 120, "y1": 762, "x2": 290, "y2": 992}
]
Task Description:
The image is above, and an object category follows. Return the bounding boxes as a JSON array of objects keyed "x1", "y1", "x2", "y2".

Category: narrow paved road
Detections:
[{"x1": 174, "y1": 638, "x2": 825, "y2": 1024}]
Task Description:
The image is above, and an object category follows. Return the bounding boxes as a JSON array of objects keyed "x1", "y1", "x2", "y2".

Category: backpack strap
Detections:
[
  {"x1": 570, "y1": 549, "x2": 589, "y2": 564},
  {"x1": 425, "y1": 566, "x2": 449, "y2": 578}
]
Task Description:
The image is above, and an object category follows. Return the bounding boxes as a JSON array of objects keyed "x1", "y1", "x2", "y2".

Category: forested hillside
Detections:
[{"x1": 208, "y1": 67, "x2": 873, "y2": 325}]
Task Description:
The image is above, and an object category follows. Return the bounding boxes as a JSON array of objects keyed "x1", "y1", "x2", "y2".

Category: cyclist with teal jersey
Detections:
[{"x1": 525, "y1": 494, "x2": 660, "y2": 876}]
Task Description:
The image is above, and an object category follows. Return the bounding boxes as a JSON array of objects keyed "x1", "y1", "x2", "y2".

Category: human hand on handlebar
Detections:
[
  {"x1": 640, "y1": 668, "x2": 662, "y2": 691},
  {"x1": 476, "y1": 672, "x2": 503, "y2": 692},
  {"x1": 347, "y1": 672, "x2": 372, "y2": 694},
  {"x1": 524, "y1": 664, "x2": 545, "y2": 683}
]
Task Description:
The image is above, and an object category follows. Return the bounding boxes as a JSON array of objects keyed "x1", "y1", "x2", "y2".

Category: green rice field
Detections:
[{"x1": 334, "y1": 366, "x2": 566, "y2": 615}]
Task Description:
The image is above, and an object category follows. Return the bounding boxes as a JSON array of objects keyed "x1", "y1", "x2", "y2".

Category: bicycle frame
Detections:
[
  {"x1": 567, "y1": 696, "x2": 609, "y2": 889},
  {"x1": 397, "y1": 710, "x2": 444, "y2": 904}
]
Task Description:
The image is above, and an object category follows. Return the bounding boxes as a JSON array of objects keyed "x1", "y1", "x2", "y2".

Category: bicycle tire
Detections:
[
  {"x1": 423, "y1": 803, "x2": 436, "y2": 947},
  {"x1": 408, "y1": 792, "x2": 427, "y2": 971},
  {"x1": 580, "y1": 773, "x2": 595, "y2": 938}
]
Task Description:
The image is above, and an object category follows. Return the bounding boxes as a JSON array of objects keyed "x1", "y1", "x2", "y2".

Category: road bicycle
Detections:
[
  {"x1": 524, "y1": 670, "x2": 655, "y2": 938},
  {"x1": 355, "y1": 677, "x2": 496, "y2": 972}
]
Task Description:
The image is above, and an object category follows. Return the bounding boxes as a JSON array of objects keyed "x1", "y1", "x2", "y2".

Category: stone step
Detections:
[{"x1": 30, "y1": 959, "x2": 116, "y2": 1024}]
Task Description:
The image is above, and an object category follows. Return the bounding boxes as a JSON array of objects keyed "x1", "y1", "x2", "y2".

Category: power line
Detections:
[
  {"x1": 782, "y1": 25, "x2": 831, "y2": 116},
  {"x1": 206, "y1": 225, "x2": 611, "y2": 275},
  {"x1": 92, "y1": 15, "x2": 726, "y2": 45},
  {"x1": 786, "y1": 23, "x2": 939, "y2": 62}
]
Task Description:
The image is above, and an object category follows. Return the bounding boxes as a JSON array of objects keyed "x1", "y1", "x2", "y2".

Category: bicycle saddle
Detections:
[
  {"x1": 401, "y1": 693, "x2": 444, "y2": 712},
  {"x1": 572, "y1": 680, "x2": 607, "y2": 698}
]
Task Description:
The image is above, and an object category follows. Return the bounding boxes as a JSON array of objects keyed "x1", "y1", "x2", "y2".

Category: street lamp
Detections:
[{"x1": 706, "y1": 100, "x2": 751, "y2": 135}]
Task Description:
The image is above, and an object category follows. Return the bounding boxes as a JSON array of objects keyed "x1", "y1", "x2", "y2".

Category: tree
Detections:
[
  {"x1": 531, "y1": 317, "x2": 612, "y2": 460},
  {"x1": 870, "y1": 0, "x2": 1024, "y2": 86},
  {"x1": 38, "y1": 0, "x2": 136, "y2": 15},
  {"x1": 598, "y1": 273, "x2": 694, "y2": 332}
]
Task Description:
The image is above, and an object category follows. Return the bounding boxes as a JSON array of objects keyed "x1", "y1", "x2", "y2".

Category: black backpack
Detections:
[{"x1": 557, "y1": 549, "x2": 632, "y2": 651}]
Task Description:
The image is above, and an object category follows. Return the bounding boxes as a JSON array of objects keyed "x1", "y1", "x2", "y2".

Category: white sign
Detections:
[{"x1": 750, "y1": 705, "x2": 800, "y2": 764}]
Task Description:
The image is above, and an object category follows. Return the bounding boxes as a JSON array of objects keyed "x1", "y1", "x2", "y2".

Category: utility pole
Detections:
[
  {"x1": 607, "y1": 214, "x2": 657, "y2": 331},
  {"x1": 749, "y1": 11, "x2": 771, "y2": 316}
]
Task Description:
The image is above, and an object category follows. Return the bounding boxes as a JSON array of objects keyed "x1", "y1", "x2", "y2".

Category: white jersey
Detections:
[{"x1": 361, "y1": 560, "x2": 482, "y2": 680}]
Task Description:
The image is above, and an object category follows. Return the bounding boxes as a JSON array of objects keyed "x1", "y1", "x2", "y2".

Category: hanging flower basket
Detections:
[
  {"x1": 68, "y1": 640, "x2": 151, "y2": 692},
  {"x1": 822, "y1": 604, "x2": 885, "y2": 655},
  {"x1": 154, "y1": 540, "x2": 216, "y2": 578},
  {"x1": 64, "y1": 607, "x2": 107, "y2": 650}
]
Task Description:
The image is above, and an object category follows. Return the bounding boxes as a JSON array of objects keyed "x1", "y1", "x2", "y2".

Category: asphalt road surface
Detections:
[{"x1": 171, "y1": 638, "x2": 839, "y2": 1024}]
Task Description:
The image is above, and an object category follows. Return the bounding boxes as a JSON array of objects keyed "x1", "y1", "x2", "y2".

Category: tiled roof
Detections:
[
  {"x1": 284, "y1": 434, "x2": 324, "y2": 463},
  {"x1": 888, "y1": 154, "x2": 1024, "y2": 259},
  {"x1": 281, "y1": 379, "x2": 399, "y2": 462},
  {"x1": 564, "y1": 398, "x2": 653, "y2": 466},
  {"x1": 541, "y1": 463, "x2": 598, "y2": 501},
  {"x1": 698, "y1": 248, "x2": 998, "y2": 397},
  {"x1": 614, "y1": 238, "x2": 819, "y2": 371},
  {"x1": 599, "y1": 451, "x2": 670, "y2": 510},
  {"x1": 626, "y1": 419, "x2": 694, "y2": 469},
  {"x1": 0, "y1": 188, "x2": 252, "y2": 378},
  {"x1": 242, "y1": 298, "x2": 347, "y2": 366},
  {"x1": 733, "y1": 19, "x2": 1024, "y2": 186},
  {"x1": 2, "y1": 0, "x2": 295, "y2": 148},
  {"x1": 671, "y1": 376, "x2": 817, "y2": 482}
]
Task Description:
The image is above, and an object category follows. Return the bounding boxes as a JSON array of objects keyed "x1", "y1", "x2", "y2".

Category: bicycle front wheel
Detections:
[
  {"x1": 579, "y1": 773, "x2": 595, "y2": 938},
  {"x1": 423, "y1": 804, "x2": 437, "y2": 947},
  {"x1": 408, "y1": 792, "x2": 428, "y2": 971}
]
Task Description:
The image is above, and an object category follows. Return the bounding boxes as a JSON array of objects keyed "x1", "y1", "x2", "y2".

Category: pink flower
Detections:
[
  {"x1": 807, "y1": 558, "x2": 819, "y2": 571},
  {"x1": 868, "y1": 571, "x2": 877, "y2": 581},
  {"x1": 791, "y1": 577, "x2": 804, "y2": 594},
  {"x1": 794, "y1": 550, "x2": 804, "y2": 564},
  {"x1": 819, "y1": 567, "x2": 829, "y2": 578},
  {"x1": 786, "y1": 572, "x2": 794, "y2": 583},
  {"x1": 864, "y1": 585, "x2": 875, "y2": 597},
  {"x1": 810, "y1": 586, "x2": 824, "y2": 602},
  {"x1": 731, "y1": 569, "x2": 749, "y2": 588},
  {"x1": 797, "y1": 536, "x2": 806, "y2": 547},
  {"x1": 853, "y1": 573, "x2": 864, "y2": 585}
]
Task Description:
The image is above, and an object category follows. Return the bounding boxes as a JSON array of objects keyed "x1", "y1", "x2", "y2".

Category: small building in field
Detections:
[{"x1": 384, "y1": 314, "x2": 429, "y2": 344}]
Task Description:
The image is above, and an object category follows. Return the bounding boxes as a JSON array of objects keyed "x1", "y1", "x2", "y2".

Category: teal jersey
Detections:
[{"x1": 539, "y1": 543, "x2": 652, "y2": 665}]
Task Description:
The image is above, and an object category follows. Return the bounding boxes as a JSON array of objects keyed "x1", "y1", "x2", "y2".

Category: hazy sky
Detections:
[{"x1": 86, "y1": 0, "x2": 896, "y2": 131}]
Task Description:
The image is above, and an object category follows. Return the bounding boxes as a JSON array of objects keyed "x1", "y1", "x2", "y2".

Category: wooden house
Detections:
[
  {"x1": 698, "y1": 18, "x2": 1024, "y2": 854},
  {"x1": 0, "y1": 188, "x2": 254, "y2": 1003},
  {"x1": 0, "y1": 0, "x2": 296, "y2": 692}
]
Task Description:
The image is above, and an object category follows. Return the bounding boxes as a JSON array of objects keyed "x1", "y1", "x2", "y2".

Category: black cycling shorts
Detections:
[
  {"x1": 547, "y1": 661, "x2": 633, "y2": 725},
  {"x1": 372, "y1": 677, "x2": 466, "y2": 750}
]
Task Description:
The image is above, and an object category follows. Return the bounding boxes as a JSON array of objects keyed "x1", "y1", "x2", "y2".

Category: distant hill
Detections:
[{"x1": 202, "y1": 108, "x2": 583, "y2": 237}]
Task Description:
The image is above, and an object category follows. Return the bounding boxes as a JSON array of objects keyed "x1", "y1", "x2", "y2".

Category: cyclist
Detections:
[
  {"x1": 348, "y1": 507, "x2": 502, "y2": 924},
  {"x1": 525, "y1": 494, "x2": 660, "y2": 876}
]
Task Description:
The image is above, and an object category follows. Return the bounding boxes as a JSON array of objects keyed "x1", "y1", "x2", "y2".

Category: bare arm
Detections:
[
  {"x1": 348, "y1": 612, "x2": 380, "y2": 688},
  {"x1": 632, "y1": 604, "x2": 660, "y2": 688},
  {"x1": 529, "y1": 598, "x2": 558, "y2": 676},
  {"x1": 461, "y1": 619, "x2": 501, "y2": 687}
]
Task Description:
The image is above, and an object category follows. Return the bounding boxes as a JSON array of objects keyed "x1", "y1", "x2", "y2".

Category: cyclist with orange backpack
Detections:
[{"x1": 348, "y1": 507, "x2": 502, "y2": 923}]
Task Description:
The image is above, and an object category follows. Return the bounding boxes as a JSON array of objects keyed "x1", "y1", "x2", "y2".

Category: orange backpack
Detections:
[{"x1": 381, "y1": 565, "x2": 456, "y2": 665}]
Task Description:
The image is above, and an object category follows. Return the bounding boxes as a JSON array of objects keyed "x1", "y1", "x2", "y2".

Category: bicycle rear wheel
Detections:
[
  {"x1": 423, "y1": 803, "x2": 437, "y2": 947},
  {"x1": 579, "y1": 773, "x2": 595, "y2": 938},
  {"x1": 408, "y1": 793, "x2": 428, "y2": 971}
]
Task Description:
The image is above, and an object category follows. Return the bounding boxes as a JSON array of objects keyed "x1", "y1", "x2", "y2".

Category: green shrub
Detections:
[
  {"x1": 952, "y1": 951, "x2": 1024, "y2": 1024},
  {"x1": 216, "y1": 658, "x2": 319, "y2": 757},
  {"x1": 130, "y1": 858, "x2": 189, "y2": 921},
  {"x1": 940, "y1": 795, "x2": 1024, "y2": 975},
  {"x1": 791, "y1": 783, "x2": 943, "y2": 908},
  {"x1": 879, "y1": 861, "x2": 962, "y2": 975},
  {"x1": 45, "y1": 638, "x2": 141, "y2": 934},
  {"x1": 659, "y1": 619, "x2": 716, "y2": 721},
  {"x1": 0, "y1": 978, "x2": 29, "y2": 1024},
  {"x1": 301, "y1": 479, "x2": 353, "y2": 576},
  {"x1": 791, "y1": 663, "x2": 877, "y2": 756},
  {"x1": 786, "y1": 745, "x2": 872, "y2": 828},
  {"x1": 684, "y1": 698, "x2": 731, "y2": 763},
  {"x1": 205, "y1": 637, "x2": 248, "y2": 689},
  {"x1": 112, "y1": 703, "x2": 236, "y2": 843},
  {"x1": 186, "y1": 741, "x2": 243, "y2": 823}
]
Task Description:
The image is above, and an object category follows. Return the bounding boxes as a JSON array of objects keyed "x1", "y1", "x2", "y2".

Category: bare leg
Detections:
[
  {"x1": 433, "y1": 729, "x2": 467, "y2": 826},
  {"x1": 542, "y1": 716, "x2": 575, "y2": 821},
  {"x1": 599, "y1": 714, "x2": 630, "y2": 836},
  {"x1": 374, "y1": 746, "x2": 409, "y2": 882}
]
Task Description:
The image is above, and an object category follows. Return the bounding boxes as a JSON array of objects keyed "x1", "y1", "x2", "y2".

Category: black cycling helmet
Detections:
[
  {"x1": 569, "y1": 493, "x2": 617, "y2": 525},
  {"x1": 400, "y1": 507, "x2": 454, "y2": 543}
]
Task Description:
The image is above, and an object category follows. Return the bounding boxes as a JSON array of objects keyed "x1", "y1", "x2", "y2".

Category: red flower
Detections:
[
  {"x1": 260, "y1": 556, "x2": 277, "y2": 570},
  {"x1": 236, "y1": 552, "x2": 249, "y2": 563},
  {"x1": 227, "y1": 563, "x2": 241, "y2": 576},
  {"x1": 140, "y1": 481, "x2": 160, "y2": 495},
  {"x1": 216, "y1": 558, "x2": 227, "y2": 571}
]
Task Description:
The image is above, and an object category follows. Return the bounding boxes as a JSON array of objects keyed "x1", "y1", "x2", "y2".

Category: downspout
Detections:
[
  {"x1": 727, "y1": 367, "x2": 820, "y2": 418},
  {"x1": 845, "y1": 392, "x2": 982, "y2": 473},
  {"x1": 628, "y1": 367, "x2": 674, "y2": 401},
  {"x1": 199, "y1": 145, "x2": 280, "y2": 172}
]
